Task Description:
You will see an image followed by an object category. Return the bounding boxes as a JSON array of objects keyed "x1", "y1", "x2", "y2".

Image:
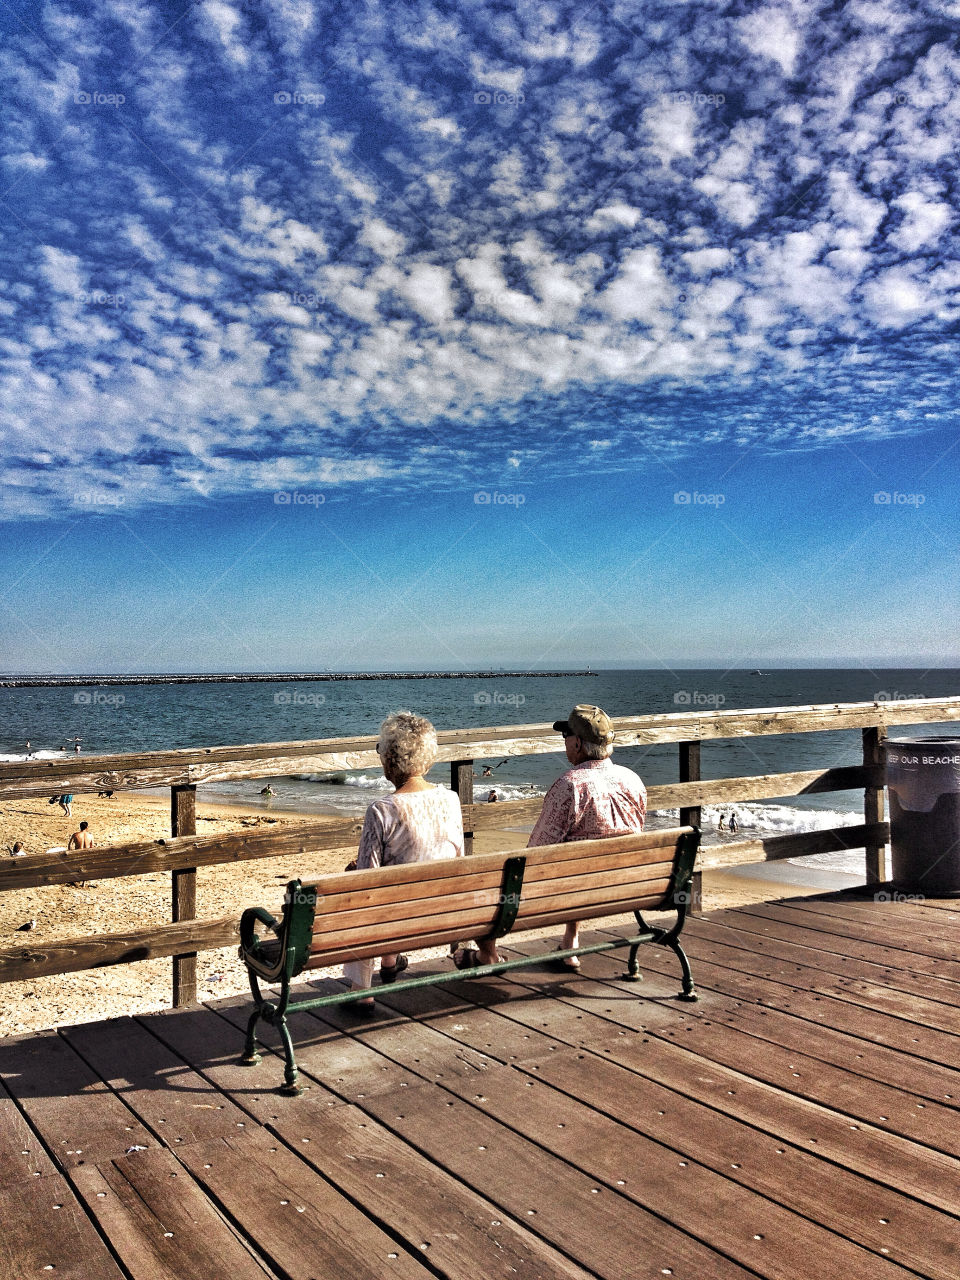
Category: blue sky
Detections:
[{"x1": 0, "y1": 0, "x2": 958, "y2": 673}]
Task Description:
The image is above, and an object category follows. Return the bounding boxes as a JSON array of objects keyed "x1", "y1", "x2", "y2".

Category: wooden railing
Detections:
[{"x1": 1, "y1": 696, "x2": 958, "y2": 1007}]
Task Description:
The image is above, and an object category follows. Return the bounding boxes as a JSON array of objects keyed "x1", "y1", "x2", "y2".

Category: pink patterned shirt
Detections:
[{"x1": 528, "y1": 758, "x2": 647, "y2": 847}]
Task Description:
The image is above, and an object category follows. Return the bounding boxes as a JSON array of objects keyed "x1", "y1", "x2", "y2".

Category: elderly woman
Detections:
[{"x1": 344, "y1": 711, "x2": 465, "y2": 1007}]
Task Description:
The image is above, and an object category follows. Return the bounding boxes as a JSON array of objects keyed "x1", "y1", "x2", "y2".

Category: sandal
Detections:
[
  {"x1": 550, "y1": 947, "x2": 580, "y2": 971},
  {"x1": 453, "y1": 947, "x2": 502, "y2": 970},
  {"x1": 379, "y1": 955, "x2": 409, "y2": 984}
]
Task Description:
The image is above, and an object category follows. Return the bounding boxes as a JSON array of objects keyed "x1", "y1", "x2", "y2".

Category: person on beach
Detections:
[
  {"x1": 344, "y1": 712, "x2": 465, "y2": 1009},
  {"x1": 718, "y1": 813, "x2": 726, "y2": 831},
  {"x1": 59, "y1": 794, "x2": 74, "y2": 817},
  {"x1": 528, "y1": 704, "x2": 647, "y2": 970},
  {"x1": 68, "y1": 821, "x2": 94, "y2": 851},
  {"x1": 9, "y1": 842, "x2": 26, "y2": 857},
  {"x1": 67, "y1": 821, "x2": 95, "y2": 888},
  {"x1": 729, "y1": 813, "x2": 739, "y2": 834}
]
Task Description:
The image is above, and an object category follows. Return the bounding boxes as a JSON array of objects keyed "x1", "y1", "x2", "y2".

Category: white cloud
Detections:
[
  {"x1": 37, "y1": 247, "x2": 85, "y2": 296},
  {"x1": 599, "y1": 248, "x2": 675, "y2": 325},
  {"x1": 398, "y1": 264, "x2": 456, "y2": 325},
  {"x1": 2, "y1": 151, "x2": 48, "y2": 171},
  {"x1": 890, "y1": 193, "x2": 954, "y2": 253},
  {"x1": 863, "y1": 270, "x2": 934, "y2": 328},
  {"x1": 737, "y1": 7, "x2": 804, "y2": 77},
  {"x1": 693, "y1": 176, "x2": 760, "y2": 229},
  {"x1": 585, "y1": 203, "x2": 643, "y2": 231},
  {"x1": 682, "y1": 248, "x2": 733, "y2": 275}
]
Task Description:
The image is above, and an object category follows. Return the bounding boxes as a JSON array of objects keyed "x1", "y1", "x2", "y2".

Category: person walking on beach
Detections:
[
  {"x1": 58, "y1": 794, "x2": 74, "y2": 817},
  {"x1": 527, "y1": 704, "x2": 647, "y2": 970}
]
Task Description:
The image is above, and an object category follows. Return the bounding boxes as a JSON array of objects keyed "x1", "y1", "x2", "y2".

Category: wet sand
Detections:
[{"x1": 0, "y1": 790, "x2": 844, "y2": 1036}]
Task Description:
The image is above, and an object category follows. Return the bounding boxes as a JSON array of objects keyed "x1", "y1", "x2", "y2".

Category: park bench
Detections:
[{"x1": 238, "y1": 824, "x2": 701, "y2": 1093}]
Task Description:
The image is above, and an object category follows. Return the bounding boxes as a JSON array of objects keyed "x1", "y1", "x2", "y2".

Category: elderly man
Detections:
[{"x1": 528, "y1": 704, "x2": 647, "y2": 969}]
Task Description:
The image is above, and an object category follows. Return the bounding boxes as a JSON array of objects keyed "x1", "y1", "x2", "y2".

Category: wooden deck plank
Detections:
[
  {"x1": 650, "y1": 988, "x2": 960, "y2": 1107},
  {"x1": 178, "y1": 1132, "x2": 437, "y2": 1280},
  {"x1": 520, "y1": 1044, "x2": 960, "y2": 1280},
  {"x1": 687, "y1": 915, "x2": 960, "y2": 1005},
  {"x1": 915, "y1": 898, "x2": 960, "y2": 915},
  {"x1": 64, "y1": 1010, "x2": 467, "y2": 1280},
  {"x1": 614, "y1": 928, "x2": 960, "y2": 1070},
  {"x1": 675, "y1": 927, "x2": 960, "y2": 1033},
  {"x1": 751, "y1": 899, "x2": 960, "y2": 951},
  {"x1": 0, "y1": 1089, "x2": 53, "y2": 1187},
  {"x1": 211, "y1": 1000, "x2": 757, "y2": 1280},
  {"x1": 71, "y1": 1147, "x2": 277, "y2": 1280},
  {"x1": 703, "y1": 906, "x2": 960, "y2": 984},
  {"x1": 0, "y1": 1027, "x2": 156, "y2": 1167},
  {"x1": 59, "y1": 1016, "x2": 258, "y2": 1148},
  {"x1": 292, "y1": 1004, "x2": 932, "y2": 1280},
  {"x1": 412, "y1": 939, "x2": 960, "y2": 1215},
  {"x1": 542, "y1": 935, "x2": 960, "y2": 1155},
  {"x1": 0, "y1": 1170, "x2": 127, "y2": 1280},
  {"x1": 137, "y1": 1004, "x2": 601, "y2": 1280}
]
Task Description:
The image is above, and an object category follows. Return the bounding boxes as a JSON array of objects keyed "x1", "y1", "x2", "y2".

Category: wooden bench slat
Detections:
[
  {"x1": 307, "y1": 873, "x2": 676, "y2": 960},
  {"x1": 298, "y1": 829, "x2": 687, "y2": 898},
  {"x1": 305, "y1": 850, "x2": 675, "y2": 924},
  {"x1": 309, "y1": 860, "x2": 675, "y2": 941},
  {"x1": 310, "y1": 883, "x2": 674, "y2": 968}
]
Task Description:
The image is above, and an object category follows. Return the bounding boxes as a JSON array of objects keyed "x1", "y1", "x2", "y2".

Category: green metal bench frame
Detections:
[{"x1": 238, "y1": 827, "x2": 701, "y2": 1094}]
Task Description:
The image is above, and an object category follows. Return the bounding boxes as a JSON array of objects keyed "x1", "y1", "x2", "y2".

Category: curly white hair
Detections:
[{"x1": 377, "y1": 710, "x2": 438, "y2": 780}]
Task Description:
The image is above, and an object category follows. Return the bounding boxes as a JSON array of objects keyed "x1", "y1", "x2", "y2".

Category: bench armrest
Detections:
[{"x1": 239, "y1": 906, "x2": 281, "y2": 955}]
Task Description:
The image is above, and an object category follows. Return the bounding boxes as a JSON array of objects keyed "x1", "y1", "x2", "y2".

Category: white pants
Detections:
[{"x1": 343, "y1": 957, "x2": 376, "y2": 990}]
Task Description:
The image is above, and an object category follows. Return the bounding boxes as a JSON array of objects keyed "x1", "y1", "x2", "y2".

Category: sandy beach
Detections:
[{"x1": 0, "y1": 789, "x2": 839, "y2": 1037}]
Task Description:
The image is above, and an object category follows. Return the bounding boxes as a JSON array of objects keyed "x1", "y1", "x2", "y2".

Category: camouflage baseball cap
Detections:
[{"x1": 552, "y1": 704, "x2": 615, "y2": 746}]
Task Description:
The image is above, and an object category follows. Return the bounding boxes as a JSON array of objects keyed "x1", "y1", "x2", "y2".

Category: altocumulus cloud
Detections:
[{"x1": 0, "y1": 0, "x2": 957, "y2": 517}]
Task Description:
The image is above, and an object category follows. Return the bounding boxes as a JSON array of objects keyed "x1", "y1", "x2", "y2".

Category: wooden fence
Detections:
[{"x1": 1, "y1": 696, "x2": 958, "y2": 1007}]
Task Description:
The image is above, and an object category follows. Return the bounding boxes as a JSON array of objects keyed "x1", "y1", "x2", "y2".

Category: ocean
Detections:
[{"x1": 2, "y1": 668, "x2": 958, "y2": 877}]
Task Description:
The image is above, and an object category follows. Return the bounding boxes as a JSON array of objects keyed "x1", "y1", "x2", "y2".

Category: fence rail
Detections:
[{"x1": 1, "y1": 696, "x2": 957, "y2": 1005}]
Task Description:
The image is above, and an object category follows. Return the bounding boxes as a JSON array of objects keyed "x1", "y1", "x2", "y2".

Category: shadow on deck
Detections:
[{"x1": 2, "y1": 889, "x2": 959, "y2": 1280}]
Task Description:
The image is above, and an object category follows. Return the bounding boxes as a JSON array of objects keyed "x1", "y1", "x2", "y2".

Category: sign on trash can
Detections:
[{"x1": 886, "y1": 737, "x2": 960, "y2": 896}]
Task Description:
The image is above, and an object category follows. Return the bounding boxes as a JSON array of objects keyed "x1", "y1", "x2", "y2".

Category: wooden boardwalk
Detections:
[{"x1": 2, "y1": 890, "x2": 958, "y2": 1280}]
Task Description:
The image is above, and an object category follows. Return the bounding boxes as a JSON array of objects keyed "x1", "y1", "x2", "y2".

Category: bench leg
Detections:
[
  {"x1": 240, "y1": 1006, "x2": 262, "y2": 1066},
  {"x1": 276, "y1": 1016, "x2": 301, "y2": 1096},
  {"x1": 623, "y1": 942, "x2": 643, "y2": 983},
  {"x1": 666, "y1": 935, "x2": 698, "y2": 1002}
]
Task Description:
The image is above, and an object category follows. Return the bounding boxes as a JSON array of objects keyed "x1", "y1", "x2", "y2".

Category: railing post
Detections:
[
  {"x1": 863, "y1": 725, "x2": 887, "y2": 884},
  {"x1": 171, "y1": 784, "x2": 197, "y2": 1006},
  {"x1": 678, "y1": 741, "x2": 703, "y2": 914},
  {"x1": 451, "y1": 760, "x2": 474, "y2": 855}
]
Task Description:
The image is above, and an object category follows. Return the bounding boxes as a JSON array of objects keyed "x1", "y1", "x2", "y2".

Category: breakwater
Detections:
[{"x1": 0, "y1": 670, "x2": 595, "y2": 688}]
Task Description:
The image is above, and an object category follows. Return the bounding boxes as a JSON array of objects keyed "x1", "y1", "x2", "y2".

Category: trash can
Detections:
[{"x1": 886, "y1": 737, "x2": 960, "y2": 895}]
